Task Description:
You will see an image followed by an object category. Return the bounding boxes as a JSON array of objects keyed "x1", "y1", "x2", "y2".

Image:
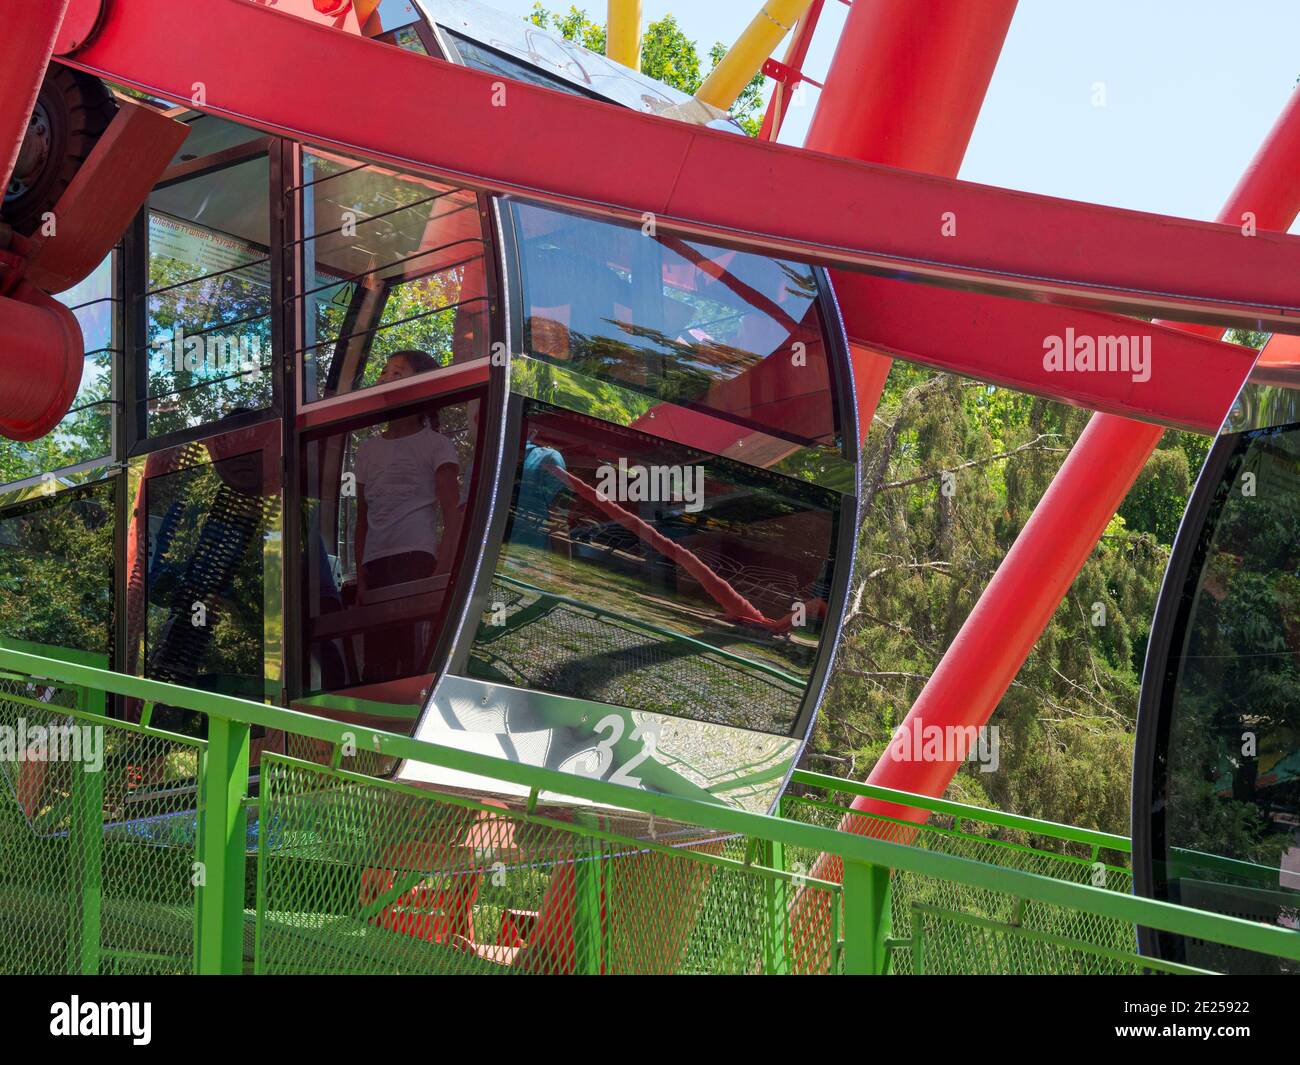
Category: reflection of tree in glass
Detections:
[
  {"x1": 145, "y1": 252, "x2": 272, "y2": 437},
  {"x1": 534, "y1": 321, "x2": 787, "y2": 407},
  {"x1": 310, "y1": 263, "x2": 476, "y2": 398},
  {"x1": 0, "y1": 483, "x2": 114, "y2": 658},
  {"x1": 1167, "y1": 426, "x2": 1300, "y2": 871}
]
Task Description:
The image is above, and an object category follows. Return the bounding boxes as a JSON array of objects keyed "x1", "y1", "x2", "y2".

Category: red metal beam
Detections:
[
  {"x1": 805, "y1": 0, "x2": 1016, "y2": 177},
  {"x1": 837, "y1": 275, "x2": 1255, "y2": 434},
  {"x1": 54, "y1": 0, "x2": 1300, "y2": 343},
  {"x1": 804, "y1": 0, "x2": 1020, "y2": 431}
]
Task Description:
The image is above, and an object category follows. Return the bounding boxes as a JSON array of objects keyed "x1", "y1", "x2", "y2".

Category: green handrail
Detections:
[
  {"x1": 790, "y1": 769, "x2": 1132, "y2": 854},
  {"x1": 3, "y1": 643, "x2": 1299, "y2": 972}
]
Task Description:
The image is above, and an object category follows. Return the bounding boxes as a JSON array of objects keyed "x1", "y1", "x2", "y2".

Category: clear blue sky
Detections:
[{"x1": 483, "y1": 1, "x2": 1300, "y2": 232}]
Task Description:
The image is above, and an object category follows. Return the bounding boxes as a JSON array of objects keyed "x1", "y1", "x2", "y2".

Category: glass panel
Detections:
[
  {"x1": 168, "y1": 113, "x2": 264, "y2": 167},
  {"x1": 1161, "y1": 422, "x2": 1300, "y2": 966},
  {"x1": 466, "y1": 401, "x2": 839, "y2": 734},
  {"x1": 0, "y1": 253, "x2": 117, "y2": 484},
  {"x1": 141, "y1": 446, "x2": 274, "y2": 735},
  {"x1": 365, "y1": 0, "x2": 425, "y2": 38},
  {"x1": 297, "y1": 150, "x2": 490, "y2": 403},
  {"x1": 146, "y1": 154, "x2": 273, "y2": 436},
  {"x1": 0, "y1": 481, "x2": 114, "y2": 663},
  {"x1": 510, "y1": 201, "x2": 839, "y2": 450},
  {"x1": 374, "y1": 24, "x2": 429, "y2": 53},
  {"x1": 444, "y1": 29, "x2": 602, "y2": 99},
  {"x1": 299, "y1": 386, "x2": 485, "y2": 717}
]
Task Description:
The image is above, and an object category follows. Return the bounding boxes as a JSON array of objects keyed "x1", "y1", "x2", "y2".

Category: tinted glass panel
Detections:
[
  {"x1": 0, "y1": 482, "x2": 114, "y2": 662},
  {"x1": 1159, "y1": 422, "x2": 1300, "y2": 968},
  {"x1": 167, "y1": 113, "x2": 264, "y2": 167},
  {"x1": 510, "y1": 201, "x2": 839, "y2": 450},
  {"x1": 146, "y1": 154, "x2": 273, "y2": 435},
  {"x1": 300, "y1": 386, "x2": 485, "y2": 707},
  {"x1": 140, "y1": 446, "x2": 274, "y2": 735},
  {"x1": 466, "y1": 401, "x2": 838, "y2": 733},
  {"x1": 296, "y1": 150, "x2": 490, "y2": 403}
]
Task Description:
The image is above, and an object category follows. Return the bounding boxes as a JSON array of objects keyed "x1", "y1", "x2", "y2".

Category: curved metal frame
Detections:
[{"x1": 1131, "y1": 427, "x2": 1240, "y2": 962}]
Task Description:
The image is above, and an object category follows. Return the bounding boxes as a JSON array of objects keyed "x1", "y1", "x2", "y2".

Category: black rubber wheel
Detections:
[{"x1": 3, "y1": 64, "x2": 116, "y2": 236}]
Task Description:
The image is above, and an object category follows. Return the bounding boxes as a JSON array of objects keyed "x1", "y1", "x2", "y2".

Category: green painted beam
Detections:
[{"x1": 195, "y1": 718, "x2": 250, "y2": 975}]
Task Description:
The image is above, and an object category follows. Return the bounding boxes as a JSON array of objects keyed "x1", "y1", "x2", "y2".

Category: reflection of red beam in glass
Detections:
[
  {"x1": 545, "y1": 463, "x2": 825, "y2": 634},
  {"x1": 655, "y1": 234, "x2": 802, "y2": 336}
]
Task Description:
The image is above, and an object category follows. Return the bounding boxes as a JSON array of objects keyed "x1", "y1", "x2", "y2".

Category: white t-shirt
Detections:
[{"x1": 354, "y1": 425, "x2": 460, "y2": 565}]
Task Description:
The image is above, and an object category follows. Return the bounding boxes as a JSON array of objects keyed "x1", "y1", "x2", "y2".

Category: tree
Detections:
[
  {"x1": 807, "y1": 328, "x2": 1271, "y2": 835},
  {"x1": 528, "y1": 4, "x2": 768, "y2": 135}
]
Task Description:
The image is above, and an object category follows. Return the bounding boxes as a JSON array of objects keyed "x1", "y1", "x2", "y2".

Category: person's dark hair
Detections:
[{"x1": 389, "y1": 349, "x2": 439, "y2": 376}]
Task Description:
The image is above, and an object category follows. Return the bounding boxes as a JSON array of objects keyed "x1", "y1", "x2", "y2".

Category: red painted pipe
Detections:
[
  {"x1": 0, "y1": 282, "x2": 84, "y2": 441},
  {"x1": 804, "y1": 0, "x2": 1018, "y2": 426},
  {"x1": 853, "y1": 84, "x2": 1300, "y2": 828}
]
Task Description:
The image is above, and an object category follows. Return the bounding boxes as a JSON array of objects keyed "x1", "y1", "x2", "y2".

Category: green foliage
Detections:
[
  {"x1": 527, "y1": 5, "x2": 767, "y2": 135},
  {"x1": 0, "y1": 482, "x2": 114, "y2": 658},
  {"x1": 809, "y1": 367, "x2": 1190, "y2": 835}
]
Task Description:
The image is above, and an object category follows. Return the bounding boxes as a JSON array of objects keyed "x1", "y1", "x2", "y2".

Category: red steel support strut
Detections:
[{"x1": 804, "y1": 0, "x2": 1019, "y2": 430}]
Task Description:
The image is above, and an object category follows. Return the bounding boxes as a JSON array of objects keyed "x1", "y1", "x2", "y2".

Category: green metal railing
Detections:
[{"x1": 1, "y1": 644, "x2": 1299, "y2": 974}]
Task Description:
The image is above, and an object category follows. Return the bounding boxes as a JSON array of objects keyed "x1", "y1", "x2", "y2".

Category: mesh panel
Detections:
[
  {"x1": 256, "y1": 755, "x2": 838, "y2": 974},
  {"x1": 909, "y1": 905, "x2": 1211, "y2": 975},
  {"x1": 782, "y1": 793, "x2": 1145, "y2": 974},
  {"x1": 0, "y1": 677, "x2": 201, "y2": 974}
]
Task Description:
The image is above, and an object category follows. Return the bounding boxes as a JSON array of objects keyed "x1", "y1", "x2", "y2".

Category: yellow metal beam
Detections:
[
  {"x1": 696, "y1": 0, "x2": 814, "y2": 112},
  {"x1": 606, "y1": 0, "x2": 642, "y2": 70}
]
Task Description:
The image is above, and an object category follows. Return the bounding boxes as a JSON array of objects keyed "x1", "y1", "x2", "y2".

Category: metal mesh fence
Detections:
[
  {"x1": 0, "y1": 676, "x2": 201, "y2": 974},
  {"x1": 781, "y1": 791, "x2": 1149, "y2": 975},
  {"x1": 256, "y1": 755, "x2": 839, "y2": 974},
  {"x1": 0, "y1": 660, "x2": 1288, "y2": 976}
]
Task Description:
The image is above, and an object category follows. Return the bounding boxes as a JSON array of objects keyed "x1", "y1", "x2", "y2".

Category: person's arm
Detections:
[{"x1": 434, "y1": 462, "x2": 461, "y2": 577}]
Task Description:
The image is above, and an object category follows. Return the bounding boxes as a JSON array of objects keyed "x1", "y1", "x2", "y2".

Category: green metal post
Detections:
[
  {"x1": 67, "y1": 745, "x2": 104, "y2": 974},
  {"x1": 572, "y1": 820, "x2": 603, "y2": 975},
  {"x1": 842, "y1": 860, "x2": 891, "y2": 975},
  {"x1": 196, "y1": 717, "x2": 250, "y2": 974},
  {"x1": 761, "y1": 839, "x2": 789, "y2": 974}
]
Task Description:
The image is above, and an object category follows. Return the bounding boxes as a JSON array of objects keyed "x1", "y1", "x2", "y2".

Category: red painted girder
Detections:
[
  {"x1": 836, "y1": 275, "x2": 1256, "y2": 434},
  {"x1": 803, "y1": 0, "x2": 1018, "y2": 435},
  {"x1": 57, "y1": 0, "x2": 1300, "y2": 338}
]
